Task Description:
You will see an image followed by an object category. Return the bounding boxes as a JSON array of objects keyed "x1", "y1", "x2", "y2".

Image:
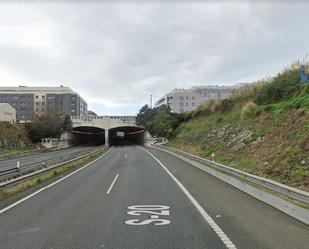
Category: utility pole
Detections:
[{"x1": 150, "y1": 94, "x2": 153, "y2": 109}]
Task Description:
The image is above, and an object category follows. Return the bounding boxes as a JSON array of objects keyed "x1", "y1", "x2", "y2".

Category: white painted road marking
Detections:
[
  {"x1": 140, "y1": 147, "x2": 237, "y2": 249},
  {"x1": 125, "y1": 205, "x2": 171, "y2": 226},
  {"x1": 0, "y1": 147, "x2": 113, "y2": 215},
  {"x1": 106, "y1": 174, "x2": 119, "y2": 195}
]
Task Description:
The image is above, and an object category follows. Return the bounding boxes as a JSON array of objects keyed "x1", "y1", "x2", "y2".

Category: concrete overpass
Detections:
[{"x1": 70, "y1": 116, "x2": 145, "y2": 145}]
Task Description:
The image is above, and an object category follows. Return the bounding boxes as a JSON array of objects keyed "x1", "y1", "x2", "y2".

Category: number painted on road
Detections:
[{"x1": 125, "y1": 205, "x2": 171, "y2": 226}]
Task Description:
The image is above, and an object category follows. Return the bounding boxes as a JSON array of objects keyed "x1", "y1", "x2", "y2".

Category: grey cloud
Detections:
[{"x1": 0, "y1": 1, "x2": 308, "y2": 114}]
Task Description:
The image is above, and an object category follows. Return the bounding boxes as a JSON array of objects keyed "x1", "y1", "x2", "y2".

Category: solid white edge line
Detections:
[
  {"x1": 139, "y1": 146, "x2": 237, "y2": 249},
  {"x1": 106, "y1": 174, "x2": 119, "y2": 195},
  {"x1": 0, "y1": 147, "x2": 113, "y2": 215}
]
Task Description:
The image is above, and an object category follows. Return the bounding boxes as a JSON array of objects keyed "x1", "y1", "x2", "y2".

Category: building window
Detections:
[
  {"x1": 185, "y1": 102, "x2": 189, "y2": 107},
  {"x1": 192, "y1": 102, "x2": 195, "y2": 107},
  {"x1": 185, "y1": 96, "x2": 189, "y2": 100},
  {"x1": 192, "y1": 96, "x2": 195, "y2": 100},
  {"x1": 179, "y1": 96, "x2": 184, "y2": 101},
  {"x1": 179, "y1": 102, "x2": 184, "y2": 107}
]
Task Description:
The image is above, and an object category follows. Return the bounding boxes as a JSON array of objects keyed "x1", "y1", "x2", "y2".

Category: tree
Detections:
[
  {"x1": 136, "y1": 104, "x2": 185, "y2": 138},
  {"x1": 62, "y1": 114, "x2": 72, "y2": 131},
  {"x1": 136, "y1": 104, "x2": 154, "y2": 126},
  {"x1": 26, "y1": 113, "x2": 67, "y2": 143}
]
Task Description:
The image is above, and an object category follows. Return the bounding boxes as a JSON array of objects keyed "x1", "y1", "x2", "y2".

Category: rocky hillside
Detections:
[
  {"x1": 167, "y1": 62, "x2": 309, "y2": 191},
  {"x1": 0, "y1": 122, "x2": 32, "y2": 150},
  {"x1": 169, "y1": 107, "x2": 309, "y2": 191}
]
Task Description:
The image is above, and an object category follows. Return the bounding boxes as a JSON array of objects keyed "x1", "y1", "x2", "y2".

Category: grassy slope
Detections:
[
  {"x1": 0, "y1": 122, "x2": 32, "y2": 152},
  {"x1": 168, "y1": 96, "x2": 309, "y2": 192}
]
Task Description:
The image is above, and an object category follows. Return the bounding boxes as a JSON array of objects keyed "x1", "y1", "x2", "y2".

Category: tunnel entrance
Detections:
[
  {"x1": 108, "y1": 126, "x2": 145, "y2": 146},
  {"x1": 72, "y1": 126, "x2": 105, "y2": 146}
]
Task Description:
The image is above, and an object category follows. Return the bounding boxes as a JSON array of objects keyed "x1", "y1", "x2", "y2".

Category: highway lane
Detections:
[
  {"x1": 0, "y1": 146, "x2": 95, "y2": 171},
  {"x1": 145, "y1": 146, "x2": 309, "y2": 249},
  {"x1": 0, "y1": 145, "x2": 308, "y2": 249}
]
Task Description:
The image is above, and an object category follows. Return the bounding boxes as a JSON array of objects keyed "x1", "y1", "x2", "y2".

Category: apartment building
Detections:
[
  {"x1": 155, "y1": 85, "x2": 239, "y2": 113},
  {"x1": 0, "y1": 86, "x2": 87, "y2": 122}
]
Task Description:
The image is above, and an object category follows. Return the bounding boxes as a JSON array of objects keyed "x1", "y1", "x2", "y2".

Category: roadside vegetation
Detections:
[
  {"x1": 140, "y1": 61, "x2": 309, "y2": 191},
  {"x1": 0, "y1": 113, "x2": 73, "y2": 157},
  {"x1": 136, "y1": 104, "x2": 190, "y2": 138},
  {"x1": 25, "y1": 114, "x2": 72, "y2": 143}
]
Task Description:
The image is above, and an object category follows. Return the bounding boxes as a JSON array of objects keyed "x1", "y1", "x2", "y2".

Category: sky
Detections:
[{"x1": 0, "y1": 0, "x2": 308, "y2": 115}]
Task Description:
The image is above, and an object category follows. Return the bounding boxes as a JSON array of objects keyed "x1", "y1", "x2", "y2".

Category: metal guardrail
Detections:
[
  {"x1": 155, "y1": 145, "x2": 309, "y2": 205},
  {"x1": 0, "y1": 149, "x2": 91, "y2": 179},
  {"x1": 0, "y1": 147, "x2": 102, "y2": 184}
]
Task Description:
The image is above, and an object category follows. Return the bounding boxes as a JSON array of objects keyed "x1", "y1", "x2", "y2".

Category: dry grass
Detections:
[
  {"x1": 193, "y1": 99, "x2": 220, "y2": 117},
  {"x1": 230, "y1": 80, "x2": 268, "y2": 102},
  {"x1": 202, "y1": 99, "x2": 220, "y2": 112},
  {"x1": 241, "y1": 101, "x2": 257, "y2": 119}
]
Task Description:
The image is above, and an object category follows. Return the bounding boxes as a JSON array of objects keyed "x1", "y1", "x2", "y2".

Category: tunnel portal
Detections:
[
  {"x1": 108, "y1": 126, "x2": 145, "y2": 146},
  {"x1": 72, "y1": 126, "x2": 105, "y2": 146}
]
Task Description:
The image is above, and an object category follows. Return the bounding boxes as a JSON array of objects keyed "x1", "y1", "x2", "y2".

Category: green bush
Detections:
[
  {"x1": 192, "y1": 107, "x2": 212, "y2": 118},
  {"x1": 218, "y1": 98, "x2": 235, "y2": 113}
]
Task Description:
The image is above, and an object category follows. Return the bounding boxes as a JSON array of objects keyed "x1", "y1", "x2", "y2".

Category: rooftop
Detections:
[{"x1": 0, "y1": 86, "x2": 75, "y2": 94}]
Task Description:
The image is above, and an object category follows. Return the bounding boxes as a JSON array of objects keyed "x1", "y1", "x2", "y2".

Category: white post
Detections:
[
  {"x1": 211, "y1": 153, "x2": 215, "y2": 162},
  {"x1": 17, "y1": 161, "x2": 21, "y2": 175},
  {"x1": 105, "y1": 129, "x2": 109, "y2": 146}
]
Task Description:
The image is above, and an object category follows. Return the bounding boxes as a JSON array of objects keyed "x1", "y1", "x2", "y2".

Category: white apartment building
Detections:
[
  {"x1": 155, "y1": 85, "x2": 240, "y2": 113},
  {"x1": 0, "y1": 103, "x2": 16, "y2": 123}
]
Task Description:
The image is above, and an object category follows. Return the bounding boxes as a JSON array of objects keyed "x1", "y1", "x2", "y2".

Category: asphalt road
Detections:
[
  {"x1": 0, "y1": 145, "x2": 308, "y2": 249},
  {"x1": 0, "y1": 146, "x2": 95, "y2": 171}
]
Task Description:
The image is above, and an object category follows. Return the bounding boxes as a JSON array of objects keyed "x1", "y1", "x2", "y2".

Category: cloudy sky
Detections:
[{"x1": 0, "y1": 0, "x2": 308, "y2": 115}]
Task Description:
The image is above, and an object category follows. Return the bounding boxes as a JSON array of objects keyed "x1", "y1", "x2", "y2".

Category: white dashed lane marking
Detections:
[{"x1": 106, "y1": 174, "x2": 119, "y2": 195}]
